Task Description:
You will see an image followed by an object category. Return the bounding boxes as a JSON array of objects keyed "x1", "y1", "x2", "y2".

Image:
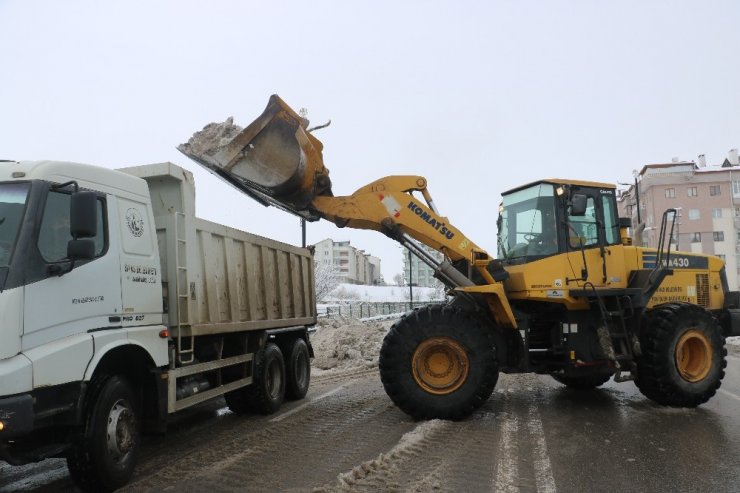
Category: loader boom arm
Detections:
[{"x1": 310, "y1": 174, "x2": 497, "y2": 286}]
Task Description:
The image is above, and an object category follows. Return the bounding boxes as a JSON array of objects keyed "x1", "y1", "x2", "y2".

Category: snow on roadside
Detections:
[
  {"x1": 324, "y1": 283, "x2": 442, "y2": 302},
  {"x1": 727, "y1": 336, "x2": 740, "y2": 357},
  {"x1": 311, "y1": 318, "x2": 396, "y2": 374}
]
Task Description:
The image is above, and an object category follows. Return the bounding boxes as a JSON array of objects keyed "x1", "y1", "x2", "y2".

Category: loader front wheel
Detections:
[
  {"x1": 635, "y1": 303, "x2": 726, "y2": 407},
  {"x1": 379, "y1": 305, "x2": 499, "y2": 420}
]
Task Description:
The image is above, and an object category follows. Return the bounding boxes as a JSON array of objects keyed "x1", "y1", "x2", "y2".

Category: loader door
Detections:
[{"x1": 563, "y1": 186, "x2": 621, "y2": 286}]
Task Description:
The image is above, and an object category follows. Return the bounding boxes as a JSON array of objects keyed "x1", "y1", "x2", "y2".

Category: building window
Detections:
[
  {"x1": 710, "y1": 185, "x2": 721, "y2": 196},
  {"x1": 713, "y1": 208, "x2": 722, "y2": 219},
  {"x1": 688, "y1": 209, "x2": 700, "y2": 220},
  {"x1": 665, "y1": 188, "x2": 675, "y2": 198},
  {"x1": 687, "y1": 187, "x2": 698, "y2": 197},
  {"x1": 734, "y1": 181, "x2": 740, "y2": 197},
  {"x1": 713, "y1": 231, "x2": 725, "y2": 241},
  {"x1": 691, "y1": 232, "x2": 701, "y2": 243}
]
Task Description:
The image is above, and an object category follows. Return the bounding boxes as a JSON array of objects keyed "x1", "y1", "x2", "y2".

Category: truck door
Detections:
[
  {"x1": 23, "y1": 190, "x2": 123, "y2": 350},
  {"x1": 116, "y1": 196, "x2": 162, "y2": 327}
]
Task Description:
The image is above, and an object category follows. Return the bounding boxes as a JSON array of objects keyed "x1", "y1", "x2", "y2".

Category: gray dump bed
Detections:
[{"x1": 122, "y1": 162, "x2": 316, "y2": 337}]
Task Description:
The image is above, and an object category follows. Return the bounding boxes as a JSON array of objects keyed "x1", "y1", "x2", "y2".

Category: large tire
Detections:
[
  {"x1": 225, "y1": 343, "x2": 286, "y2": 415},
  {"x1": 285, "y1": 338, "x2": 311, "y2": 401},
  {"x1": 66, "y1": 375, "x2": 140, "y2": 492},
  {"x1": 635, "y1": 303, "x2": 726, "y2": 407},
  {"x1": 551, "y1": 371, "x2": 612, "y2": 389},
  {"x1": 379, "y1": 304, "x2": 499, "y2": 420}
]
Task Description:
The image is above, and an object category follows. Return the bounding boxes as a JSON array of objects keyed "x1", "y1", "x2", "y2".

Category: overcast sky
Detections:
[{"x1": 2, "y1": 1, "x2": 739, "y2": 280}]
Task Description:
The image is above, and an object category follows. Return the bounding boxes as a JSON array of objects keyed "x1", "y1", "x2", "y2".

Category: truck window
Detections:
[
  {"x1": 38, "y1": 191, "x2": 106, "y2": 262},
  {"x1": 0, "y1": 182, "x2": 30, "y2": 267}
]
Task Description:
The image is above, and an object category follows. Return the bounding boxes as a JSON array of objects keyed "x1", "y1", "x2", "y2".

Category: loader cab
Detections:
[{"x1": 497, "y1": 179, "x2": 620, "y2": 265}]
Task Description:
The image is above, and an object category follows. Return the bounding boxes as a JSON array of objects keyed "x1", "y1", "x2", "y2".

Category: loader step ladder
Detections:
[{"x1": 174, "y1": 212, "x2": 195, "y2": 365}]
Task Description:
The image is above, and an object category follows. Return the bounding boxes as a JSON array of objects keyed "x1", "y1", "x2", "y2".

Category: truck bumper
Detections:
[{"x1": 0, "y1": 393, "x2": 34, "y2": 440}]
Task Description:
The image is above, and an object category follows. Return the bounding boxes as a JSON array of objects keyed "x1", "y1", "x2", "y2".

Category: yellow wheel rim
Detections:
[
  {"x1": 412, "y1": 337, "x2": 469, "y2": 395},
  {"x1": 675, "y1": 329, "x2": 713, "y2": 383}
]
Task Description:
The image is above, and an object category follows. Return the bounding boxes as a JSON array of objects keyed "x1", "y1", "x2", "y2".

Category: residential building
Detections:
[
  {"x1": 402, "y1": 244, "x2": 442, "y2": 288},
  {"x1": 312, "y1": 238, "x2": 382, "y2": 285},
  {"x1": 617, "y1": 150, "x2": 740, "y2": 289}
]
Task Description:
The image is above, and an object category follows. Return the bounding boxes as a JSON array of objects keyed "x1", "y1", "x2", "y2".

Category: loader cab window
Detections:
[
  {"x1": 567, "y1": 196, "x2": 598, "y2": 248},
  {"x1": 37, "y1": 190, "x2": 106, "y2": 263},
  {"x1": 566, "y1": 187, "x2": 621, "y2": 249},
  {"x1": 498, "y1": 183, "x2": 558, "y2": 259}
]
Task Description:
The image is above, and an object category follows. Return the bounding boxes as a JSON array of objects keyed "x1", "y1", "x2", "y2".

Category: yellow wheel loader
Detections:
[{"x1": 180, "y1": 95, "x2": 739, "y2": 419}]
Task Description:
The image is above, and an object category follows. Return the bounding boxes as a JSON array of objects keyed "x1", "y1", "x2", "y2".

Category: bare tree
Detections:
[
  {"x1": 393, "y1": 272, "x2": 405, "y2": 286},
  {"x1": 314, "y1": 261, "x2": 341, "y2": 301}
]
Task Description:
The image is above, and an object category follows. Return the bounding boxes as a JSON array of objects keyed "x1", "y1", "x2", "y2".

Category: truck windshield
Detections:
[
  {"x1": 0, "y1": 183, "x2": 30, "y2": 267},
  {"x1": 498, "y1": 183, "x2": 557, "y2": 259}
]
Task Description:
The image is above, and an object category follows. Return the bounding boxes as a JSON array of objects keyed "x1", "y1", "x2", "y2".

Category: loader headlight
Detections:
[{"x1": 0, "y1": 421, "x2": 5, "y2": 432}]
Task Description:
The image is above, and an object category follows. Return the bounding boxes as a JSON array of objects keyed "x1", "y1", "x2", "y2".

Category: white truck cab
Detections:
[{"x1": 0, "y1": 160, "x2": 315, "y2": 491}]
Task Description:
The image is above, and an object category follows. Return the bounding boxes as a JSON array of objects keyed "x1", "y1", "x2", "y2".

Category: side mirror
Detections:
[
  {"x1": 70, "y1": 191, "x2": 97, "y2": 238},
  {"x1": 570, "y1": 194, "x2": 587, "y2": 216}
]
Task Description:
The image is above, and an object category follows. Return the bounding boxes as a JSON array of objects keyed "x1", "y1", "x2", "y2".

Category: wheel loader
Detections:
[{"x1": 179, "y1": 95, "x2": 739, "y2": 420}]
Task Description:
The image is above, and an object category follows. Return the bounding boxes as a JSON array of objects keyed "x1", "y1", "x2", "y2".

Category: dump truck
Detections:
[
  {"x1": 180, "y1": 94, "x2": 740, "y2": 422},
  {"x1": 0, "y1": 161, "x2": 316, "y2": 491}
]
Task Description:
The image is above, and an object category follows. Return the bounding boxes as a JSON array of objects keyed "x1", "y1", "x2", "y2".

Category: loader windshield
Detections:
[
  {"x1": 0, "y1": 182, "x2": 30, "y2": 267},
  {"x1": 498, "y1": 183, "x2": 557, "y2": 259}
]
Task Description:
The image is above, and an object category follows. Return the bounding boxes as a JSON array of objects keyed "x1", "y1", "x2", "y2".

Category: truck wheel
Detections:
[
  {"x1": 635, "y1": 303, "x2": 726, "y2": 407},
  {"x1": 285, "y1": 338, "x2": 311, "y2": 400},
  {"x1": 379, "y1": 304, "x2": 498, "y2": 420},
  {"x1": 66, "y1": 375, "x2": 140, "y2": 492},
  {"x1": 551, "y1": 371, "x2": 612, "y2": 389},
  {"x1": 225, "y1": 343, "x2": 286, "y2": 415}
]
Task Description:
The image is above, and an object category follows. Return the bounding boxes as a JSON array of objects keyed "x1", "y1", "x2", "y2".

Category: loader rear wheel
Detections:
[
  {"x1": 379, "y1": 304, "x2": 499, "y2": 420},
  {"x1": 551, "y1": 371, "x2": 612, "y2": 389},
  {"x1": 635, "y1": 303, "x2": 726, "y2": 407}
]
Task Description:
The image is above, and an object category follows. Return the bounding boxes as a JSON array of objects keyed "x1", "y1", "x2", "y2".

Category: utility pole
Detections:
[{"x1": 301, "y1": 218, "x2": 306, "y2": 248}]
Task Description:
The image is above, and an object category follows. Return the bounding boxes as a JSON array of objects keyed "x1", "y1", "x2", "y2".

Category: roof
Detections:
[{"x1": 503, "y1": 178, "x2": 616, "y2": 196}]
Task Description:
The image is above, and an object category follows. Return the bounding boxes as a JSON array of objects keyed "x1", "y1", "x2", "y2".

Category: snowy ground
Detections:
[{"x1": 311, "y1": 317, "x2": 394, "y2": 375}]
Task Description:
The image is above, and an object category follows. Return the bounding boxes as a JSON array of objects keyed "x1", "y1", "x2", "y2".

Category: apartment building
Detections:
[
  {"x1": 313, "y1": 238, "x2": 382, "y2": 285},
  {"x1": 402, "y1": 244, "x2": 443, "y2": 288},
  {"x1": 618, "y1": 150, "x2": 740, "y2": 289}
]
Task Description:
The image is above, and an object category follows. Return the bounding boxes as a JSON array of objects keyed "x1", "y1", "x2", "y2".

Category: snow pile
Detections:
[
  {"x1": 177, "y1": 118, "x2": 243, "y2": 160},
  {"x1": 329, "y1": 420, "x2": 448, "y2": 490},
  {"x1": 311, "y1": 318, "x2": 394, "y2": 372},
  {"x1": 324, "y1": 283, "x2": 443, "y2": 302},
  {"x1": 727, "y1": 336, "x2": 740, "y2": 356}
]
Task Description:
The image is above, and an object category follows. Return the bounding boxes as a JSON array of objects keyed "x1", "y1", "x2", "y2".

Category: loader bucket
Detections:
[{"x1": 178, "y1": 94, "x2": 332, "y2": 220}]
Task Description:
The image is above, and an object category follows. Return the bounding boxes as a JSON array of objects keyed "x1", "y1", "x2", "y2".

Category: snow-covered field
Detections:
[{"x1": 323, "y1": 283, "x2": 443, "y2": 302}]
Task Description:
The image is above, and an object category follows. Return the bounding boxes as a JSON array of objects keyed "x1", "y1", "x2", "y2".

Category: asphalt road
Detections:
[{"x1": 2, "y1": 357, "x2": 739, "y2": 492}]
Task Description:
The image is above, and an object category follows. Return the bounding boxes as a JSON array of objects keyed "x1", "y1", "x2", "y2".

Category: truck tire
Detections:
[
  {"x1": 66, "y1": 375, "x2": 140, "y2": 492},
  {"x1": 225, "y1": 343, "x2": 286, "y2": 415},
  {"x1": 635, "y1": 303, "x2": 726, "y2": 407},
  {"x1": 285, "y1": 338, "x2": 311, "y2": 400},
  {"x1": 379, "y1": 304, "x2": 499, "y2": 420},
  {"x1": 551, "y1": 371, "x2": 612, "y2": 389}
]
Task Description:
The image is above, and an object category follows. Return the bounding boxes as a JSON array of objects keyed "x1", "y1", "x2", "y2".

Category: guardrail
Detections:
[{"x1": 317, "y1": 301, "x2": 444, "y2": 319}]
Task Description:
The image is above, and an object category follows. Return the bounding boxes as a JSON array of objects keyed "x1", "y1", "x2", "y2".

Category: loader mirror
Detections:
[{"x1": 570, "y1": 194, "x2": 587, "y2": 216}]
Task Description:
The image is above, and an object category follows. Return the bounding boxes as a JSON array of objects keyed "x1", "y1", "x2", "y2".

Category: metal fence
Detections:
[{"x1": 317, "y1": 301, "x2": 444, "y2": 319}]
